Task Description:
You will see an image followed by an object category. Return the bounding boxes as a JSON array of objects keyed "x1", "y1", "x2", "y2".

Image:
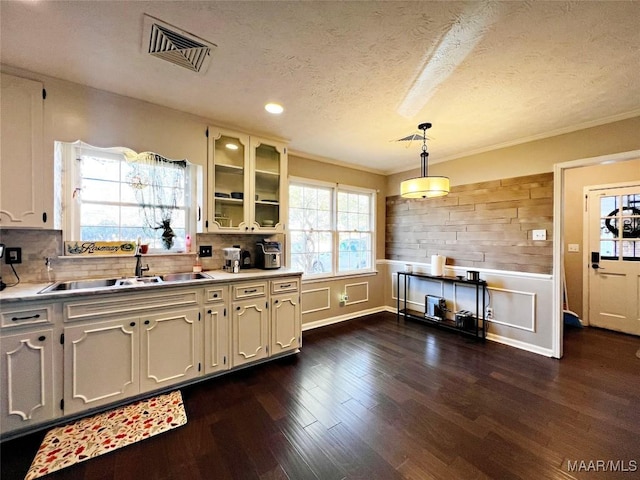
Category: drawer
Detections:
[
  {"x1": 65, "y1": 289, "x2": 200, "y2": 322},
  {"x1": 232, "y1": 282, "x2": 267, "y2": 300},
  {"x1": 205, "y1": 285, "x2": 227, "y2": 303},
  {"x1": 270, "y1": 278, "x2": 299, "y2": 295},
  {"x1": 1, "y1": 304, "x2": 52, "y2": 328}
]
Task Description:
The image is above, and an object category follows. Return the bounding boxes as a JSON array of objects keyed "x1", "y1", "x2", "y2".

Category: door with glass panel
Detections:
[
  {"x1": 587, "y1": 185, "x2": 640, "y2": 335},
  {"x1": 250, "y1": 138, "x2": 286, "y2": 232},
  {"x1": 208, "y1": 128, "x2": 250, "y2": 231}
]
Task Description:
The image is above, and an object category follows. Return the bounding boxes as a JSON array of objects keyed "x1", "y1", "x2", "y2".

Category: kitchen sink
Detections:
[
  {"x1": 38, "y1": 272, "x2": 211, "y2": 294},
  {"x1": 38, "y1": 276, "x2": 163, "y2": 293},
  {"x1": 161, "y1": 272, "x2": 213, "y2": 282}
]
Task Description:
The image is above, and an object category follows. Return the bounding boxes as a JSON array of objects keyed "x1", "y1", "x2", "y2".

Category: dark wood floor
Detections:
[{"x1": 2, "y1": 312, "x2": 639, "y2": 479}]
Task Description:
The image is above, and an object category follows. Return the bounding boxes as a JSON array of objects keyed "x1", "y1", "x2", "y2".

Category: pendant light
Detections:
[{"x1": 400, "y1": 122, "x2": 450, "y2": 198}]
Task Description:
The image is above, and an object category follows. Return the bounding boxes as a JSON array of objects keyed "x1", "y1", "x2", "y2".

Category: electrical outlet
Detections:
[
  {"x1": 532, "y1": 229, "x2": 547, "y2": 241},
  {"x1": 199, "y1": 245, "x2": 212, "y2": 257},
  {"x1": 340, "y1": 293, "x2": 349, "y2": 303},
  {"x1": 5, "y1": 247, "x2": 22, "y2": 264},
  {"x1": 486, "y1": 307, "x2": 494, "y2": 320}
]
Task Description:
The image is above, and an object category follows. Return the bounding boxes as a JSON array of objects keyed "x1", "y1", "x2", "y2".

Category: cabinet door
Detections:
[
  {"x1": 204, "y1": 304, "x2": 229, "y2": 374},
  {"x1": 207, "y1": 126, "x2": 251, "y2": 232},
  {"x1": 0, "y1": 329, "x2": 55, "y2": 434},
  {"x1": 250, "y1": 137, "x2": 287, "y2": 232},
  {"x1": 231, "y1": 299, "x2": 268, "y2": 367},
  {"x1": 271, "y1": 293, "x2": 301, "y2": 356},
  {"x1": 0, "y1": 73, "x2": 48, "y2": 228},
  {"x1": 139, "y1": 307, "x2": 200, "y2": 392},
  {"x1": 64, "y1": 319, "x2": 139, "y2": 415}
]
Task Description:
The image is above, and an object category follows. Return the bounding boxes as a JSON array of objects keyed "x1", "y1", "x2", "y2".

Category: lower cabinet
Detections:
[
  {"x1": 139, "y1": 308, "x2": 200, "y2": 393},
  {"x1": 63, "y1": 307, "x2": 200, "y2": 415},
  {"x1": 204, "y1": 303, "x2": 229, "y2": 374},
  {"x1": 231, "y1": 298, "x2": 269, "y2": 367},
  {"x1": 63, "y1": 318, "x2": 139, "y2": 415},
  {"x1": 270, "y1": 292, "x2": 301, "y2": 356},
  {"x1": 0, "y1": 328, "x2": 56, "y2": 432}
]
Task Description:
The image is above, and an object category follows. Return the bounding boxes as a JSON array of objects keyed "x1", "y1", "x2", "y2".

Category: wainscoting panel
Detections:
[
  {"x1": 344, "y1": 282, "x2": 369, "y2": 306},
  {"x1": 487, "y1": 286, "x2": 536, "y2": 332},
  {"x1": 301, "y1": 287, "x2": 331, "y2": 315}
]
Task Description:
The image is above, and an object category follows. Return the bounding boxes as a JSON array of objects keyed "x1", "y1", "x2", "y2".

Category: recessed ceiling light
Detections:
[
  {"x1": 265, "y1": 103, "x2": 284, "y2": 114},
  {"x1": 225, "y1": 143, "x2": 239, "y2": 150}
]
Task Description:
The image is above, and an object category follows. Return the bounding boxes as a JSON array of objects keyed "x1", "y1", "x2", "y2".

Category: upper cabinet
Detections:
[
  {"x1": 0, "y1": 73, "x2": 50, "y2": 228},
  {"x1": 207, "y1": 126, "x2": 287, "y2": 233}
]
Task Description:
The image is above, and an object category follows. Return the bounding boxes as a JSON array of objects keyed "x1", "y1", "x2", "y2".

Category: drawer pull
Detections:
[
  {"x1": 244, "y1": 289, "x2": 258, "y2": 294},
  {"x1": 12, "y1": 314, "x2": 41, "y2": 321},
  {"x1": 213, "y1": 293, "x2": 218, "y2": 298},
  {"x1": 144, "y1": 320, "x2": 150, "y2": 325},
  {"x1": 280, "y1": 284, "x2": 292, "y2": 288},
  {"x1": 130, "y1": 322, "x2": 136, "y2": 327},
  {"x1": 38, "y1": 335, "x2": 46, "y2": 342}
]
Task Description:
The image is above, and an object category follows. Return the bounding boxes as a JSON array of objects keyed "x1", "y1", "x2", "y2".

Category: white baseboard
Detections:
[
  {"x1": 302, "y1": 305, "x2": 556, "y2": 358},
  {"x1": 301, "y1": 306, "x2": 390, "y2": 331},
  {"x1": 486, "y1": 332, "x2": 555, "y2": 357}
]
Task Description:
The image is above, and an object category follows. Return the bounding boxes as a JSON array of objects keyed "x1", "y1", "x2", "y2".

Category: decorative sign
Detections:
[{"x1": 64, "y1": 241, "x2": 136, "y2": 256}]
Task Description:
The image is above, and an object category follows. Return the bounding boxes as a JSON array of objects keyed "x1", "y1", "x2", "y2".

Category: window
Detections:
[
  {"x1": 289, "y1": 178, "x2": 375, "y2": 277},
  {"x1": 58, "y1": 141, "x2": 200, "y2": 252}
]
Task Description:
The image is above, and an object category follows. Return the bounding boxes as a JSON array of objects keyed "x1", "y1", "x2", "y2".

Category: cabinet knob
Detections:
[
  {"x1": 213, "y1": 293, "x2": 218, "y2": 298},
  {"x1": 207, "y1": 309, "x2": 212, "y2": 314},
  {"x1": 38, "y1": 335, "x2": 46, "y2": 342},
  {"x1": 144, "y1": 320, "x2": 150, "y2": 325},
  {"x1": 274, "y1": 299, "x2": 279, "y2": 304},
  {"x1": 236, "y1": 306, "x2": 241, "y2": 311},
  {"x1": 130, "y1": 322, "x2": 136, "y2": 327}
]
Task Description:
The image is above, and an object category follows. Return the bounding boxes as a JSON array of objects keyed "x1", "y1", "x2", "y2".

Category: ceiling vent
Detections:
[{"x1": 142, "y1": 14, "x2": 216, "y2": 74}]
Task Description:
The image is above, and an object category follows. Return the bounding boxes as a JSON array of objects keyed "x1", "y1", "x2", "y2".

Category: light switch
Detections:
[
  {"x1": 532, "y1": 229, "x2": 547, "y2": 241},
  {"x1": 568, "y1": 243, "x2": 580, "y2": 252}
]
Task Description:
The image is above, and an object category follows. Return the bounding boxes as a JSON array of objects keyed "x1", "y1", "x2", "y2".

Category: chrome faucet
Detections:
[{"x1": 134, "y1": 247, "x2": 150, "y2": 277}]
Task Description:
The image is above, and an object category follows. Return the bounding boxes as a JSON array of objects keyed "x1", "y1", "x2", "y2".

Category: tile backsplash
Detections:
[{"x1": 0, "y1": 229, "x2": 284, "y2": 285}]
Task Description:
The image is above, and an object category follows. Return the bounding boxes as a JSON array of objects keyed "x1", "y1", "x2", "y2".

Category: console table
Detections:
[{"x1": 396, "y1": 271, "x2": 488, "y2": 340}]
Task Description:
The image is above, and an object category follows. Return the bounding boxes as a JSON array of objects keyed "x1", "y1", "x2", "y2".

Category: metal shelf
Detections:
[{"x1": 396, "y1": 271, "x2": 487, "y2": 340}]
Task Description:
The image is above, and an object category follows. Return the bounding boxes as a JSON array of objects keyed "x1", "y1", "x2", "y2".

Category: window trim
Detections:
[
  {"x1": 58, "y1": 141, "x2": 201, "y2": 253},
  {"x1": 288, "y1": 176, "x2": 376, "y2": 279}
]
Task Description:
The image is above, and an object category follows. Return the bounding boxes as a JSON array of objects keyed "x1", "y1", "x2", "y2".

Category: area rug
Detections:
[{"x1": 25, "y1": 390, "x2": 187, "y2": 480}]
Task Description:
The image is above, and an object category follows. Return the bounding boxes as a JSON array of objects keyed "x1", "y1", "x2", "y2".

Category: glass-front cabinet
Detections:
[
  {"x1": 251, "y1": 137, "x2": 286, "y2": 232},
  {"x1": 207, "y1": 126, "x2": 287, "y2": 233}
]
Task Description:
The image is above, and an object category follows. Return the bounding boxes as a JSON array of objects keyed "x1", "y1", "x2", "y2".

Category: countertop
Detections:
[{"x1": 0, "y1": 268, "x2": 303, "y2": 303}]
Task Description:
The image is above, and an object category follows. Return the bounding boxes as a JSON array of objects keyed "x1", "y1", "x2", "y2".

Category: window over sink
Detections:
[{"x1": 56, "y1": 141, "x2": 202, "y2": 253}]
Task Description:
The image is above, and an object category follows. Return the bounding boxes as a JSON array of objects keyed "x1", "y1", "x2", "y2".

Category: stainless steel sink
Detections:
[
  {"x1": 161, "y1": 272, "x2": 213, "y2": 282},
  {"x1": 38, "y1": 276, "x2": 163, "y2": 293},
  {"x1": 38, "y1": 272, "x2": 211, "y2": 294}
]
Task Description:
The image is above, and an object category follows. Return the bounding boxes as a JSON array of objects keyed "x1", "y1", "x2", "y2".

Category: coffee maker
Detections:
[
  {"x1": 256, "y1": 240, "x2": 282, "y2": 269},
  {"x1": 222, "y1": 247, "x2": 241, "y2": 273}
]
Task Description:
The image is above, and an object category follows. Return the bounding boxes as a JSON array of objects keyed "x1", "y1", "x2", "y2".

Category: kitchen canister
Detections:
[
  {"x1": 466, "y1": 270, "x2": 480, "y2": 281},
  {"x1": 431, "y1": 255, "x2": 446, "y2": 276}
]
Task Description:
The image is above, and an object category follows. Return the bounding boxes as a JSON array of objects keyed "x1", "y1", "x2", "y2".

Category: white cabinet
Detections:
[
  {"x1": 231, "y1": 282, "x2": 269, "y2": 367},
  {"x1": 62, "y1": 289, "x2": 202, "y2": 415},
  {"x1": 63, "y1": 317, "x2": 139, "y2": 415},
  {"x1": 270, "y1": 278, "x2": 301, "y2": 356},
  {"x1": 0, "y1": 73, "x2": 50, "y2": 228},
  {"x1": 207, "y1": 126, "x2": 287, "y2": 233},
  {"x1": 0, "y1": 328, "x2": 56, "y2": 433},
  {"x1": 203, "y1": 285, "x2": 229, "y2": 374},
  {"x1": 139, "y1": 308, "x2": 200, "y2": 393}
]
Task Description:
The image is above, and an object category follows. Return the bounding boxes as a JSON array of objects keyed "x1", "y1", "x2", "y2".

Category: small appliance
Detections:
[
  {"x1": 455, "y1": 310, "x2": 476, "y2": 330},
  {"x1": 256, "y1": 240, "x2": 281, "y2": 270},
  {"x1": 466, "y1": 270, "x2": 480, "y2": 281},
  {"x1": 222, "y1": 247, "x2": 241, "y2": 273},
  {"x1": 425, "y1": 295, "x2": 446, "y2": 321}
]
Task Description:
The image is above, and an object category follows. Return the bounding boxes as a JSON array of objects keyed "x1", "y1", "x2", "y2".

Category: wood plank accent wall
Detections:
[{"x1": 386, "y1": 173, "x2": 553, "y2": 274}]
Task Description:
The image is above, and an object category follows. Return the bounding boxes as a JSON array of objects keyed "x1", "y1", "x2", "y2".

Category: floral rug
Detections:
[{"x1": 25, "y1": 390, "x2": 187, "y2": 480}]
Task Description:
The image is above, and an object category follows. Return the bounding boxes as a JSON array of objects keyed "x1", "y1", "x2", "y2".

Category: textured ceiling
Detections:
[{"x1": 1, "y1": 1, "x2": 639, "y2": 174}]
